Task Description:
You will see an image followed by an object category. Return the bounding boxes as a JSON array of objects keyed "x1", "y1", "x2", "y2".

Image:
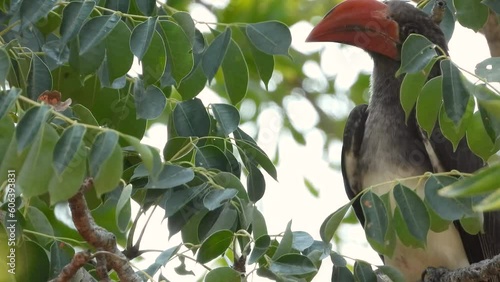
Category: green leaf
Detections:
[
  {"x1": 43, "y1": 41, "x2": 70, "y2": 70},
  {"x1": 20, "y1": 0, "x2": 57, "y2": 30},
  {"x1": 198, "y1": 205, "x2": 238, "y2": 240},
  {"x1": 361, "y1": 191, "x2": 389, "y2": 254},
  {"x1": 396, "y1": 34, "x2": 437, "y2": 77},
  {"x1": 163, "y1": 136, "x2": 198, "y2": 161},
  {"x1": 269, "y1": 254, "x2": 317, "y2": 276},
  {"x1": 332, "y1": 266, "x2": 354, "y2": 282},
  {"x1": 440, "y1": 164, "x2": 500, "y2": 197},
  {"x1": 105, "y1": 0, "x2": 129, "y2": 13},
  {"x1": 466, "y1": 112, "x2": 497, "y2": 161},
  {"x1": 251, "y1": 207, "x2": 268, "y2": 239},
  {"x1": 482, "y1": 0, "x2": 500, "y2": 13},
  {"x1": 172, "y1": 12, "x2": 195, "y2": 45},
  {"x1": 377, "y1": 265, "x2": 405, "y2": 282},
  {"x1": 141, "y1": 32, "x2": 166, "y2": 86},
  {"x1": 16, "y1": 105, "x2": 50, "y2": 152},
  {"x1": 130, "y1": 17, "x2": 157, "y2": 60},
  {"x1": 195, "y1": 145, "x2": 230, "y2": 171},
  {"x1": 330, "y1": 252, "x2": 347, "y2": 267},
  {"x1": 454, "y1": 0, "x2": 488, "y2": 32},
  {"x1": 176, "y1": 62, "x2": 207, "y2": 100},
  {"x1": 416, "y1": 76, "x2": 443, "y2": 136},
  {"x1": 211, "y1": 103, "x2": 240, "y2": 136},
  {"x1": 474, "y1": 57, "x2": 500, "y2": 83},
  {"x1": 0, "y1": 48, "x2": 11, "y2": 88},
  {"x1": 205, "y1": 267, "x2": 242, "y2": 282},
  {"x1": 245, "y1": 21, "x2": 291, "y2": 56},
  {"x1": 459, "y1": 214, "x2": 483, "y2": 235},
  {"x1": 441, "y1": 59, "x2": 470, "y2": 125},
  {"x1": 79, "y1": 14, "x2": 121, "y2": 55},
  {"x1": 234, "y1": 128, "x2": 277, "y2": 180},
  {"x1": 27, "y1": 54, "x2": 52, "y2": 99},
  {"x1": 393, "y1": 184, "x2": 430, "y2": 244},
  {"x1": 438, "y1": 102, "x2": 471, "y2": 150},
  {"x1": 249, "y1": 235, "x2": 271, "y2": 264},
  {"x1": 0, "y1": 88, "x2": 21, "y2": 119},
  {"x1": 393, "y1": 206, "x2": 424, "y2": 248},
  {"x1": 148, "y1": 164, "x2": 195, "y2": 189},
  {"x1": 134, "y1": 82, "x2": 166, "y2": 120},
  {"x1": 158, "y1": 20, "x2": 194, "y2": 85},
  {"x1": 89, "y1": 131, "x2": 123, "y2": 196},
  {"x1": 116, "y1": 184, "x2": 132, "y2": 232},
  {"x1": 53, "y1": 124, "x2": 86, "y2": 175},
  {"x1": 424, "y1": 175, "x2": 474, "y2": 220},
  {"x1": 475, "y1": 188, "x2": 500, "y2": 211},
  {"x1": 246, "y1": 31, "x2": 274, "y2": 89},
  {"x1": 16, "y1": 240, "x2": 50, "y2": 282},
  {"x1": 292, "y1": 231, "x2": 314, "y2": 251},
  {"x1": 164, "y1": 184, "x2": 206, "y2": 217},
  {"x1": 203, "y1": 28, "x2": 232, "y2": 82},
  {"x1": 400, "y1": 57, "x2": 437, "y2": 121},
  {"x1": 26, "y1": 206, "x2": 54, "y2": 246},
  {"x1": 197, "y1": 229, "x2": 233, "y2": 264},
  {"x1": 49, "y1": 241, "x2": 75, "y2": 280},
  {"x1": 69, "y1": 37, "x2": 105, "y2": 75},
  {"x1": 354, "y1": 260, "x2": 377, "y2": 282},
  {"x1": 320, "y1": 201, "x2": 352, "y2": 242},
  {"x1": 247, "y1": 163, "x2": 266, "y2": 202},
  {"x1": 122, "y1": 134, "x2": 154, "y2": 172},
  {"x1": 203, "y1": 188, "x2": 238, "y2": 211},
  {"x1": 221, "y1": 39, "x2": 249, "y2": 105},
  {"x1": 173, "y1": 98, "x2": 210, "y2": 137},
  {"x1": 105, "y1": 20, "x2": 133, "y2": 81},
  {"x1": 60, "y1": 1, "x2": 95, "y2": 44},
  {"x1": 136, "y1": 0, "x2": 155, "y2": 16},
  {"x1": 18, "y1": 124, "x2": 58, "y2": 198},
  {"x1": 138, "y1": 245, "x2": 181, "y2": 280},
  {"x1": 422, "y1": 0, "x2": 456, "y2": 42},
  {"x1": 273, "y1": 220, "x2": 293, "y2": 259}
]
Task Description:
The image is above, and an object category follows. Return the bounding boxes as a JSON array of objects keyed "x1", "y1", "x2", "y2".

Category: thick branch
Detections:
[
  {"x1": 51, "y1": 250, "x2": 92, "y2": 282},
  {"x1": 423, "y1": 254, "x2": 500, "y2": 282},
  {"x1": 68, "y1": 178, "x2": 142, "y2": 282},
  {"x1": 481, "y1": 10, "x2": 500, "y2": 57}
]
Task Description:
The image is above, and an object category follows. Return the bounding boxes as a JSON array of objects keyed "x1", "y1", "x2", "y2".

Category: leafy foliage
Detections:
[{"x1": 0, "y1": 0, "x2": 499, "y2": 281}]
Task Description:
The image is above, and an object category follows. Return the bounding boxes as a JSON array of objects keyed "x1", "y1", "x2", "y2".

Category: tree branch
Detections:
[
  {"x1": 65, "y1": 178, "x2": 142, "y2": 282},
  {"x1": 423, "y1": 253, "x2": 500, "y2": 282},
  {"x1": 480, "y1": 10, "x2": 500, "y2": 57}
]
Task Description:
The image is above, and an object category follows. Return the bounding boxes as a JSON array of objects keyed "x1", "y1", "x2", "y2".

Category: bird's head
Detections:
[{"x1": 306, "y1": 0, "x2": 448, "y2": 60}]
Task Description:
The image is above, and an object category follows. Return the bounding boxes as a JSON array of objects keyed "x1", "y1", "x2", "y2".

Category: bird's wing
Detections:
[
  {"x1": 341, "y1": 104, "x2": 369, "y2": 227},
  {"x1": 423, "y1": 126, "x2": 500, "y2": 262}
]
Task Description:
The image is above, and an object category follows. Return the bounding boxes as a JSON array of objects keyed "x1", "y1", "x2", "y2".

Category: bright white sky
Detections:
[{"x1": 136, "y1": 2, "x2": 491, "y2": 281}]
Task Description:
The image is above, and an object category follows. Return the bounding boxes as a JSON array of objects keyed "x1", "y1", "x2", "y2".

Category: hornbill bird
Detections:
[{"x1": 306, "y1": 0, "x2": 500, "y2": 281}]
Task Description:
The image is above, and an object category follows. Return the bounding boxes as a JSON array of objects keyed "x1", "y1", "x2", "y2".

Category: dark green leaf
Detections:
[
  {"x1": 16, "y1": 105, "x2": 50, "y2": 152},
  {"x1": 60, "y1": 1, "x2": 95, "y2": 44},
  {"x1": 105, "y1": 0, "x2": 129, "y2": 13},
  {"x1": 203, "y1": 188, "x2": 238, "y2": 211},
  {"x1": 440, "y1": 59, "x2": 470, "y2": 125},
  {"x1": 176, "y1": 62, "x2": 207, "y2": 100},
  {"x1": 251, "y1": 207, "x2": 268, "y2": 239},
  {"x1": 0, "y1": 48, "x2": 11, "y2": 88},
  {"x1": 173, "y1": 98, "x2": 210, "y2": 137},
  {"x1": 142, "y1": 32, "x2": 166, "y2": 85},
  {"x1": 89, "y1": 131, "x2": 123, "y2": 196},
  {"x1": 172, "y1": 12, "x2": 195, "y2": 45},
  {"x1": 203, "y1": 28, "x2": 231, "y2": 82},
  {"x1": 205, "y1": 267, "x2": 242, "y2": 282},
  {"x1": 393, "y1": 184, "x2": 430, "y2": 244},
  {"x1": 211, "y1": 103, "x2": 240, "y2": 135},
  {"x1": 234, "y1": 128, "x2": 277, "y2": 180},
  {"x1": 16, "y1": 240, "x2": 50, "y2": 282},
  {"x1": 0, "y1": 88, "x2": 21, "y2": 119},
  {"x1": 377, "y1": 265, "x2": 405, "y2": 282},
  {"x1": 361, "y1": 191, "x2": 389, "y2": 254},
  {"x1": 164, "y1": 184, "x2": 206, "y2": 217},
  {"x1": 53, "y1": 124, "x2": 86, "y2": 175},
  {"x1": 416, "y1": 76, "x2": 443, "y2": 136},
  {"x1": 27, "y1": 54, "x2": 52, "y2": 99},
  {"x1": 221, "y1": 40, "x2": 248, "y2": 105},
  {"x1": 105, "y1": 20, "x2": 133, "y2": 81},
  {"x1": 249, "y1": 235, "x2": 270, "y2": 264},
  {"x1": 198, "y1": 205, "x2": 238, "y2": 240},
  {"x1": 454, "y1": 0, "x2": 488, "y2": 32},
  {"x1": 396, "y1": 34, "x2": 437, "y2": 76},
  {"x1": 130, "y1": 17, "x2": 157, "y2": 60},
  {"x1": 159, "y1": 20, "x2": 194, "y2": 85},
  {"x1": 195, "y1": 145, "x2": 230, "y2": 171},
  {"x1": 163, "y1": 136, "x2": 198, "y2": 161},
  {"x1": 273, "y1": 220, "x2": 293, "y2": 259},
  {"x1": 122, "y1": 134, "x2": 155, "y2": 172},
  {"x1": 69, "y1": 37, "x2": 105, "y2": 75},
  {"x1": 400, "y1": 57, "x2": 437, "y2": 121},
  {"x1": 134, "y1": 82, "x2": 166, "y2": 120},
  {"x1": 148, "y1": 164, "x2": 195, "y2": 189},
  {"x1": 197, "y1": 229, "x2": 233, "y2": 264},
  {"x1": 246, "y1": 31, "x2": 274, "y2": 89},
  {"x1": 320, "y1": 201, "x2": 352, "y2": 242},
  {"x1": 42, "y1": 41, "x2": 70, "y2": 69},
  {"x1": 424, "y1": 175, "x2": 473, "y2": 220},
  {"x1": 20, "y1": 0, "x2": 57, "y2": 29},
  {"x1": 247, "y1": 163, "x2": 265, "y2": 202},
  {"x1": 440, "y1": 164, "x2": 500, "y2": 197},
  {"x1": 475, "y1": 57, "x2": 500, "y2": 82},
  {"x1": 332, "y1": 266, "x2": 354, "y2": 282},
  {"x1": 245, "y1": 21, "x2": 291, "y2": 56},
  {"x1": 138, "y1": 245, "x2": 181, "y2": 280},
  {"x1": 79, "y1": 14, "x2": 121, "y2": 55},
  {"x1": 482, "y1": 0, "x2": 500, "y2": 13},
  {"x1": 269, "y1": 254, "x2": 317, "y2": 276},
  {"x1": 136, "y1": 0, "x2": 155, "y2": 15},
  {"x1": 49, "y1": 241, "x2": 74, "y2": 280},
  {"x1": 354, "y1": 260, "x2": 377, "y2": 282}
]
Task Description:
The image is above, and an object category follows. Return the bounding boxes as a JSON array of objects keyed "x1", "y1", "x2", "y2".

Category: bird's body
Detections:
[{"x1": 307, "y1": 0, "x2": 500, "y2": 281}]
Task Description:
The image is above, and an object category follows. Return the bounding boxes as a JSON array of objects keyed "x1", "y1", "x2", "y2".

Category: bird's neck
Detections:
[{"x1": 370, "y1": 54, "x2": 404, "y2": 108}]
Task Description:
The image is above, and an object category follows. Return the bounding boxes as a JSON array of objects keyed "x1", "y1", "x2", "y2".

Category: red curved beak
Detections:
[{"x1": 306, "y1": 0, "x2": 400, "y2": 60}]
